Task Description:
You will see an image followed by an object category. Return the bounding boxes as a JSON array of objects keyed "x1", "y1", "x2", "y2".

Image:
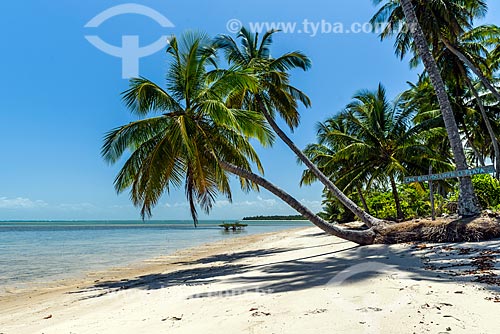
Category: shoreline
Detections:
[
  {"x1": 1, "y1": 227, "x2": 499, "y2": 333},
  {"x1": 0, "y1": 222, "x2": 311, "y2": 295},
  {"x1": 0, "y1": 226, "x2": 309, "y2": 307}
]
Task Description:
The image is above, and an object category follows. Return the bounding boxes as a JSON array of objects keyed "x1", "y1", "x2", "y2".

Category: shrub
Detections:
[
  {"x1": 365, "y1": 185, "x2": 440, "y2": 220},
  {"x1": 471, "y1": 174, "x2": 500, "y2": 209},
  {"x1": 320, "y1": 184, "x2": 443, "y2": 222}
]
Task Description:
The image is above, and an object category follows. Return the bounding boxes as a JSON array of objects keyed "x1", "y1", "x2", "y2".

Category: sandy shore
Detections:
[{"x1": 1, "y1": 227, "x2": 499, "y2": 334}]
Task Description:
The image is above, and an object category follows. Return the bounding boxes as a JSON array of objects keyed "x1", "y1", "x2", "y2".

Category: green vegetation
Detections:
[
  {"x1": 302, "y1": 84, "x2": 452, "y2": 221},
  {"x1": 471, "y1": 175, "x2": 500, "y2": 209},
  {"x1": 448, "y1": 175, "x2": 500, "y2": 210},
  {"x1": 242, "y1": 215, "x2": 306, "y2": 221},
  {"x1": 104, "y1": 1, "x2": 500, "y2": 245},
  {"x1": 320, "y1": 185, "x2": 445, "y2": 223}
]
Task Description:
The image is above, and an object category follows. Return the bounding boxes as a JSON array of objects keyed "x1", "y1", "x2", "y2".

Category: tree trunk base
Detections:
[{"x1": 371, "y1": 213, "x2": 500, "y2": 244}]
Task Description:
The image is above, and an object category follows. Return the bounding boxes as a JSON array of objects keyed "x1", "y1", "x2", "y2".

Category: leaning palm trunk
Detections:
[
  {"x1": 356, "y1": 185, "x2": 370, "y2": 214},
  {"x1": 465, "y1": 76, "x2": 500, "y2": 179},
  {"x1": 219, "y1": 160, "x2": 377, "y2": 245},
  {"x1": 400, "y1": 0, "x2": 480, "y2": 216},
  {"x1": 255, "y1": 96, "x2": 385, "y2": 228},
  {"x1": 442, "y1": 39, "x2": 500, "y2": 104},
  {"x1": 463, "y1": 124, "x2": 486, "y2": 167},
  {"x1": 389, "y1": 174, "x2": 404, "y2": 220}
]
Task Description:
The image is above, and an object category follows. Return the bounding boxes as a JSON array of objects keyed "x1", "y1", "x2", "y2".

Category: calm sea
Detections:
[{"x1": 0, "y1": 220, "x2": 310, "y2": 292}]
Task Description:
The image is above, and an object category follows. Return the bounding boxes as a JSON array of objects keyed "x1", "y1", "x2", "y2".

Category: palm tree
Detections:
[
  {"x1": 371, "y1": 0, "x2": 481, "y2": 216},
  {"x1": 441, "y1": 25, "x2": 500, "y2": 106},
  {"x1": 486, "y1": 25, "x2": 500, "y2": 72},
  {"x1": 300, "y1": 117, "x2": 372, "y2": 214},
  {"x1": 214, "y1": 28, "x2": 386, "y2": 227},
  {"x1": 102, "y1": 32, "x2": 270, "y2": 223},
  {"x1": 372, "y1": 1, "x2": 500, "y2": 176},
  {"x1": 302, "y1": 84, "x2": 452, "y2": 220},
  {"x1": 461, "y1": 79, "x2": 500, "y2": 169},
  {"x1": 102, "y1": 32, "x2": 377, "y2": 245},
  {"x1": 436, "y1": 25, "x2": 500, "y2": 177},
  {"x1": 374, "y1": 0, "x2": 500, "y2": 106}
]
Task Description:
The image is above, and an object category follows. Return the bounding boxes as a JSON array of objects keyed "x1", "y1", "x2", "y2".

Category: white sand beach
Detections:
[{"x1": 1, "y1": 227, "x2": 499, "y2": 334}]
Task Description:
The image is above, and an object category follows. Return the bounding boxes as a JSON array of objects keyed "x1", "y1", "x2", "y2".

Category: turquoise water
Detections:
[{"x1": 0, "y1": 220, "x2": 309, "y2": 291}]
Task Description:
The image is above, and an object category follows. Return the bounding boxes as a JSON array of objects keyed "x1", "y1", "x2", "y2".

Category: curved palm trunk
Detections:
[
  {"x1": 465, "y1": 77, "x2": 500, "y2": 179},
  {"x1": 356, "y1": 185, "x2": 370, "y2": 214},
  {"x1": 255, "y1": 96, "x2": 385, "y2": 228},
  {"x1": 219, "y1": 160, "x2": 376, "y2": 245},
  {"x1": 442, "y1": 39, "x2": 500, "y2": 104},
  {"x1": 389, "y1": 174, "x2": 404, "y2": 220},
  {"x1": 400, "y1": 0, "x2": 480, "y2": 216},
  {"x1": 463, "y1": 124, "x2": 485, "y2": 167}
]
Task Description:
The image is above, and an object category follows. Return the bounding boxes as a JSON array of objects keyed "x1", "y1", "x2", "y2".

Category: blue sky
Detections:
[{"x1": 1, "y1": 1, "x2": 499, "y2": 221}]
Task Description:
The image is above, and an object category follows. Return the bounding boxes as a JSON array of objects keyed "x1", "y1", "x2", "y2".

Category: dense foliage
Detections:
[{"x1": 319, "y1": 184, "x2": 445, "y2": 222}]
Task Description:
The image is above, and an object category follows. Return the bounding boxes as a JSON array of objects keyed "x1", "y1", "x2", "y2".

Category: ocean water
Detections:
[{"x1": 0, "y1": 220, "x2": 309, "y2": 291}]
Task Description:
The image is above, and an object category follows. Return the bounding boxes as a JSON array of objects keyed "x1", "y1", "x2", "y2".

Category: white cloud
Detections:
[
  {"x1": 56, "y1": 203, "x2": 96, "y2": 211},
  {"x1": 0, "y1": 197, "x2": 103, "y2": 213},
  {"x1": 256, "y1": 196, "x2": 277, "y2": 207},
  {"x1": 299, "y1": 199, "x2": 323, "y2": 211},
  {"x1": 0, "y1": 197, "x2": 48, "y2": 209},
  {"x1": 214, "y1": 200, "x2": 231, "y2": 208},
  {"x1": 213, "y1": 196, "x2": 278, "y2": 209}
]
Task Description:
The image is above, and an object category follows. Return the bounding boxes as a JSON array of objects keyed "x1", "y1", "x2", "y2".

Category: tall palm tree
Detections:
[
  {"x1": 373, "y1": 0, "x2": 500, "y2": 106},
  {"x1": 300, "y1": 117, "x2": 372, "y2": 214},
  {"x1": 371, "y1": 0, "x2": 481, "y2": 216},
  {"x1": 214, "y1": 28, "x2": 386, "y2": 227},
  {"x1": 373, "y1": 1, "x2": 500, "y2": 176},
  {"x1": 461, "y1": 79, "x2": 500, "y2": 169},
  {"x1": 402, "y1": 73, "x2": 500, "y2": 178},
  {"x1": 441, "y1": 25, "x2": 500, "y2": 105},
  {"x1": 429, "y1": 40, "x2": 500, "y2": 175},
  {"x1": 486, "y1": 25, "x2": 500, "y2": 72},
  {"x1": 102, "y1": 32, "x2": 269, "y2": 223},
  {"x1": 302, "y1": 84, "x2": 452, "y2": 220},
  {"x1": 102, "y1": 32, "x2": 377, "y2": 245},
  {"x1": 373, "y1": 0, "x2": 500, "y2": 174},
  {"x1": 435, "y1": 25, "x2": 500, "y2": 177}
]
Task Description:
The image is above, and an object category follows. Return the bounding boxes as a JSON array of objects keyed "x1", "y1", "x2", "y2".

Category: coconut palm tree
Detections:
[
  {"x1": 371, "y1": 0, "x2": 481, "y2": 215},
  {"x1": 300, "y1": 116, "x2": 372, "y2": 214},
  {"x1": 102, "y1": 32, "x2": 377, "y2": 245},
  {"x1": 434, "y1": 25, "x2": 500, "y2": 177},
  {"x1": 214, "y1": 28, "x2": 386, "y2": 227},
  {"x1": 373, "y1": 0, "x2": 500, "y2": 174},
  {"x1": 372, "y1": 1, "x2": 500, "y2": 176},
  {"x1": 441, "y1": 25, "x2": 500, "y2": 106},
  {"x1": 461, "y1": 79, "x2": 500, "y2": 169},
  {"x1": 102, "y1": 32, "x2": 271, "y2": 223},
  {"x1": 302, "y1": 84, "x2": 452, "y2": 220},
  {"x1": 371, "y1": 0, "x2": 487, "y2": 66}
]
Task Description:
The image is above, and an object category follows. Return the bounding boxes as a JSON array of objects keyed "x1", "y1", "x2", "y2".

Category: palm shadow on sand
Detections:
[{"x1": 73, "y1": 230, "x2": 500, "y2": 299}]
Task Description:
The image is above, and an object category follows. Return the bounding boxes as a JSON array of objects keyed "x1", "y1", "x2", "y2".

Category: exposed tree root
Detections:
[{"x1": 372, "y1": 212, "x2": 500, "y2": 244}]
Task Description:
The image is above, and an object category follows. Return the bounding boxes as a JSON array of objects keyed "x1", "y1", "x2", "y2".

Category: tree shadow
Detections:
[
  {"x1": 73, "y1": 233, "x2": 500, "y2": 300},
  {"x1": 172, "y1": 247, "x2": 297, "y2": 266}
]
